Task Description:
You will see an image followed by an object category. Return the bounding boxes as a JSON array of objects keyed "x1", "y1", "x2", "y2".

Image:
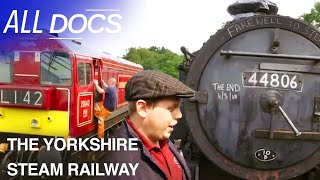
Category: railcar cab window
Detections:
[
  {"x1": 40, "y1": 52, "x2": 71, "y2": 85},
  {"x1": 0, "y1": 50, "x2": 13, "y2": 83},
  {"x1": 77, "y1": 63, "x2": 92, "y2": 85}
]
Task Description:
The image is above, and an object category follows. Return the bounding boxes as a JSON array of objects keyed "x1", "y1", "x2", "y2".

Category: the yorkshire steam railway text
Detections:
[{"x1": 5, "y1": 138, "x2": 140, "y2": 176}]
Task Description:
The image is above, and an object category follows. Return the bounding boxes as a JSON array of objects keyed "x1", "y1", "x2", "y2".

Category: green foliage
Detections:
[
  {"x1": 300, "y1": 2, "x2": 320, "y2": 28},
  {"x1": 123, "y1": 46, "x2": 183, "y2": 78}
]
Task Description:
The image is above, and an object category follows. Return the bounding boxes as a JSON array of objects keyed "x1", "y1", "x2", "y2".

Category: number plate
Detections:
[
  {"x1": 0, "y1": 89, "x2": 43, "y2": 106},
  {"x1": 243, "y1": 71, "x2": 303, "y2": 91}
]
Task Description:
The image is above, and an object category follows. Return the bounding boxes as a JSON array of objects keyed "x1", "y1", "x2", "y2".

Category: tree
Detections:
[
  {"x1": 123, "y1": 47, "x2": 183, "y2": 78},
  {"x1": 300, "y1": 2, "x2": 320, "y2": 28}
]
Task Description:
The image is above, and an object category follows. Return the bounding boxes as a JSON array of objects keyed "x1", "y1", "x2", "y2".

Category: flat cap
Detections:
[{"x1": 125, "y1": 70, "x2": 195, "y2": 101}]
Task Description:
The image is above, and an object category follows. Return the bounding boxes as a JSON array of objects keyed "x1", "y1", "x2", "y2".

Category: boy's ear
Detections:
[{"x1": 136, "y1": 100, "x2": 148, "y2": 118}]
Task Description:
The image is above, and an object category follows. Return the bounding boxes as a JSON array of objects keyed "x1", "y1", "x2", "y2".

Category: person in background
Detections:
[
  {"x1": 93, "y1": 78, "x2": 117, "y2": 138},
  {"x1": 98, "y1": 70, "x2": 194, "y2": 180}
]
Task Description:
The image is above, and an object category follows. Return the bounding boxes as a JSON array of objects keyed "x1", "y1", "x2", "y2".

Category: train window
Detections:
[
  {"x1": 0, "y1": 50, "x2": 13, "y2": 83},
  {"x1": 77, "y1": 63, "x2": 92, "y2": 86},
  {"x1": 40, "y1": 52, "x2": 72, "y2": 85}
]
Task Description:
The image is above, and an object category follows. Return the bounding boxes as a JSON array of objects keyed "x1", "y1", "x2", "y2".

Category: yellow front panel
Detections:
[{"x1": 0, "y1": 107, "x2": 69, "y2": 137}]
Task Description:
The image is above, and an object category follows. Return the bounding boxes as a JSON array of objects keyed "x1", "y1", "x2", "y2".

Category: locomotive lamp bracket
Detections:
[
  {"x1": 271, "y1": 28, "x2": 280, "y2": 54},
  {"x1": 179, "y1": 46, "x2": 195, "y2": 73}
]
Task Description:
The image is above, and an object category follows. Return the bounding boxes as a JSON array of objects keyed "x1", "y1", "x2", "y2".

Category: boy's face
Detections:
[{"x1": 142, "y1": 97, "x2": 182, "y2": 142}]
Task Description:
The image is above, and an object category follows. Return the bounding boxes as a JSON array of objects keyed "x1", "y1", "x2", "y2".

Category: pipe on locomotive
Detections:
[{"x1": 220, "y1": 50, "x2": 320, "y2": 62}]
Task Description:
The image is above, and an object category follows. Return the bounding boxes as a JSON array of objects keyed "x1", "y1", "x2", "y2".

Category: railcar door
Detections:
[
  {"x1": 117, "y1": 74, "x2": 131, "y2": 107},
  {"x1": 72, "y1": 55, "x2": 95, "y2": 137},
  {"x1": 100, "y1": 63, "x2": 119, "y2": 108},
  {"x1": 93, "y1": 59, "x2": 103, "y2": 102}
]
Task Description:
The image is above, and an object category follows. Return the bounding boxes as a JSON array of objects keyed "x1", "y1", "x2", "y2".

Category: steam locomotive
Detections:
[
  {"x1": 0, "y1": 33, "x2": 143, "y2": 178},
  {"x1": 175, "y1": 1, "x2": 320, "y2": 179}
]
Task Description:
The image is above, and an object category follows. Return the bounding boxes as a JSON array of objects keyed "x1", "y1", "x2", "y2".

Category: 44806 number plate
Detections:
[{"x1": 242, "y1": 71, "x2": 303, "y2": 91}]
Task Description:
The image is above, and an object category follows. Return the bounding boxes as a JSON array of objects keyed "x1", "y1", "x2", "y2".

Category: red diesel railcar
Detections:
[{"x1": 0, "y1": 33, "x2": 143, "y2": 173}]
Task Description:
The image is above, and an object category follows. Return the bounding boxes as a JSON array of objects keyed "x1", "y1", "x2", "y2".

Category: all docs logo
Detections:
[{"x1": 2, "y1": 9, "x2": 122, "y2": 35}]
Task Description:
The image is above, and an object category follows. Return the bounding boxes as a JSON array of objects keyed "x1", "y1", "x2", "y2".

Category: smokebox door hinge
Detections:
[{"x1": 190, "y1": 91, "x2": 208, "y2": 104}]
